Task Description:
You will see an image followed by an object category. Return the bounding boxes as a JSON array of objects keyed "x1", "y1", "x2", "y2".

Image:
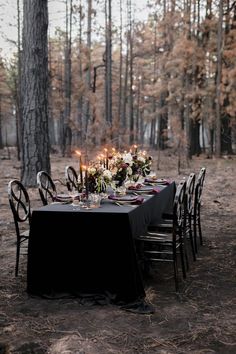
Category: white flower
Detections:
[
  {"x1": 122, "y1": 152, "x2": 133, "y2": 166},
  {"x1": 103, "y1": 169, "x2": 113, "y2": 180},
  {"x1": 111, "y1": 167, "x2": 118, "y2": 175},
  {"x1": 127, "y1": 166, "x2": 133, "y2": 176},
  {"x1": 88, "y1": 167, "x2": 97, "y2": 175},
  {"x1": 137, "y1": 156, "x2": 145, "y2": 163}
]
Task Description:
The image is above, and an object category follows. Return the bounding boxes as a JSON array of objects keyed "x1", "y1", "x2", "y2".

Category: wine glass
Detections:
[{"x1": 69, "y1": 188, "x2": 80, "y2": 207}]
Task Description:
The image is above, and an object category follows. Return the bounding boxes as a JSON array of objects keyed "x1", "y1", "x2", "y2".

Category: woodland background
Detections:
[
  {"x1": 0, "y1": 0, "x2": 235, "y2": 187},
  {"x1": 0, "y1": 1, "x2": 236, "y2": 352}
]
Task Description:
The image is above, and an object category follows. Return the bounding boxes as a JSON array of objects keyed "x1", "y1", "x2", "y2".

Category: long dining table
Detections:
[{"x1": 27, "y1": 182, "x2": 175, "y2": 311}]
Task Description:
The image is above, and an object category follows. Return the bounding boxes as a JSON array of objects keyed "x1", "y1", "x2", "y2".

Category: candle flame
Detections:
[{"x1": 75, "y1": 150, "x2": 81, "y2": 156}]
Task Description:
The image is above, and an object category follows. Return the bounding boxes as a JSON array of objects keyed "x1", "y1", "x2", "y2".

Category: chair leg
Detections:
[
  {"x1": 193, "y1": 213, "x2": 198, "y2": 254},
  {"x1": 188, "y1": 215, "x2": 196, "y2": 261},
  {"x1": 198, "y1": 206, "x2": 203, "y2": 245},
  {"x1": 182, "y1": 232, "x2": 189, "y2": 271},
  {"x1": 173, "y1": 249, "x2": 179, "y2": 292},
  {"x1": 189, "y1": 227, "x2": 196, "y2": 261},
  {"x1": 15, "y1": 242, "x2": 20, "y2": 277},
  {"x1": 179, "y1": 241, "x2": 186, "y2": 279}
]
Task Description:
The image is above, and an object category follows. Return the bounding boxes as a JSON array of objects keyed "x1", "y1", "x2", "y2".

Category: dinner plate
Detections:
[
  {"x1": 127, "y1": 185, "x2": 154, "y2": 194},
  {"x1": 54, "y1": 194, "x2": 73, "y2": 203},
  {"x1": 56, "y1": 194, "x2": 72, "y2": 199},
  {"x1": 145, "y1": 178, "x2": 169, "y2": 185},
  {"x1": 108, "y1": 194, "x2": 139, "y2": 202}
]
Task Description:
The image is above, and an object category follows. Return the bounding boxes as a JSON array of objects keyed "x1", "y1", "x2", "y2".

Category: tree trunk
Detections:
[
  {"x1": 215, "y1": 0, "x2": 223, "y2": 157},
  {"x1": 121, "y1": 25, "x2": 129, "y2": 147},
  {"x1": 76, "y1": 0, "x2": 83, "y2": 147},
  {"x1": 62, "y1": 0, "x2": 72, "y2": 157},
  {"x1": 118, "y1": 0, "x2": 123, "y2": 143},
  {"x1": 16, "y1": 0, "x2": 22, "y2": 160},
  {"x1": 105, "y1": 0, "x2": 113, "y2": 137},
  {"x1": 84, "y1": 0, "x2": 92, "y2": 149},
  {"x1": 0, "y1": 95, "x2": 3, "y2": 149},
  {"x1": 21, "y1": 0, "x2": 50, "y2": 187},
  {"x1": 48, "y1": 38, "x2": 56, "y2": 148}
]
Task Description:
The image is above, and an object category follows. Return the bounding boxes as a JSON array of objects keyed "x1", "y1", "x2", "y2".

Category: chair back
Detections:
[
  {"x1": 37, "y1": 171, "x2": 57, "y2": 205},
  {"x1": 65, "y1": 165, "x2": 78, "y2": 192},
  {"x1": 173, "y1": 180, "x2": 186, "y2": 230},
  {"x1": 8, "y1": 179, "x2": 31, "y2": 239},
  {"x1": 185, "y1": 173, "x2": 195, "y2": 215},
  {"x1": 194, "y1": 167, "x2": 206, "y2": 208}
]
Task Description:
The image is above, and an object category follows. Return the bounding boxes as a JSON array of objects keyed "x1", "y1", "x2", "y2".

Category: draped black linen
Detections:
[{"x1": 27, "y1": 183, "x2": 175, "y2": 307}]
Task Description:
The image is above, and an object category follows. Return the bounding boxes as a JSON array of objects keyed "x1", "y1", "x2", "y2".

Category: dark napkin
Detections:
[
  {"x1": 131, "y1": 196, "x2": 144, "y2": 204},
  {"x1": 151, "y1": 187, "x2": 161, "y2": 194},
  {"x1": 127, "y1": 184, "x2": 143, "y2": 191}
]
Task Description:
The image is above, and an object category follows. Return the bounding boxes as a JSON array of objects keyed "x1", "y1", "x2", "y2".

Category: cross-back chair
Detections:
[
  {"x1": 65, "y1": 165, "x2": 78, "y2": 192},
  {"x1": 8, "y1": 179, "x2": 31, "y2": 276},
  {"x1": 37, "y1": 171, "x2": 57, "y2": 205},
  {"x1": 138, "y1": 180, "x2": 187, "y2": 292},
  {"x1": 193, "y1": 167, "x2": 206, "y2": 253},
  {"x1": 184, "y1": 172, "x2": 196, "y2": 261}
]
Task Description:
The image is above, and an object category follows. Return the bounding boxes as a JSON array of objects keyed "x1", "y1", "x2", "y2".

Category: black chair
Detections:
[
  {"x1": 65, "y1": 165, "x2": 78, "y2": 192},
  {"x1": 138, "y1": 180, "x2": 187, "y2": 292},
  {"x1": 183, "y1": 172, "x2": 196, "y2": 261},
  {"x1": 37, "y1": 171, "x2": 57, "y2": 205},
  {"x1": 8, "y1": 179, "x2": 31, "y2": 276},
  {"x1": 193, "y1": 167, "x2": 206, "y2": 253}
]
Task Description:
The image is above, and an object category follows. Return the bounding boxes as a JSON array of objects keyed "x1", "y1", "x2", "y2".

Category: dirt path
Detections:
[{"x1": 0, "y1": 150, "x2": 235, "y2": 353}]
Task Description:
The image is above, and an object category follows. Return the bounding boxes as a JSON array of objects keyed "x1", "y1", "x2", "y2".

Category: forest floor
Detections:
[{"x1": 0, "y1": 147, "x2": 236, "y2": 354}]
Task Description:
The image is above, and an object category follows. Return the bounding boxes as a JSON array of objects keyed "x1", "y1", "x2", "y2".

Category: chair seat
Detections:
[
  {"x1": 139, "y1": 234, "x2": 172, "y2": 243},
  {"x1": 139, "y1": 231, "x2": 181, "y2": 243}
]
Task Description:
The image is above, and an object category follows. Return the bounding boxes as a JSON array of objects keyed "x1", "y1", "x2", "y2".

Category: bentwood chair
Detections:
[
  {"x1": 65, "y1": 165, "x2": 78, "y2": 192},
  {"x1": 37, "y1": 171, "x2": 57, "y2": 205},
  {"x1": 8, "y1": 179, "x2": 31, "y2": 276},
  {"x1": 193, "y1": 167, "x2": 206, "y2": 253},
  {"x1": 138, "y1": 180, "x2": 187, "y2": 292},
  {"x1": 183, "y1": 173, "x2": 196, "y2": 261}
]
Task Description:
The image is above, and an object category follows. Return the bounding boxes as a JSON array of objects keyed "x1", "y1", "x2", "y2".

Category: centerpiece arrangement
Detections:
[
  {"x1": 75, "y1": 146, "x2": 153, "y2": 194},
  {"x1": 130, "y1": 151, "x2": 152, "y2": 181},
  {"x1": 86, "y1": 163, "x2": 113, "y2": 193},
  {"x1": 109, "y1": 152, "x2": 133, "y2": 187}
]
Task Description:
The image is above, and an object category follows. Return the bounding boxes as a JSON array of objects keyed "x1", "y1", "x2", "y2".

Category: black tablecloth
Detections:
[{"x1": 27, "y1": 182, "x2": 175, "y2": 307}]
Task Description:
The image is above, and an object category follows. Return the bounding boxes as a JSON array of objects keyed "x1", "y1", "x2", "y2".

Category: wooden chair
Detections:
[
  {"x1": 193, "y1": 167, "x2": 206, "y2": 253},
  {"x1": 37, "y1": 171, "x2": 57, "y2": 205},
  {"x1": 8, "y1": 179, "x2": 31, "y2": 276},
  {"x1": 65, "y1": 165, "x2": 78, "y2": 192},
  {"x1": 138, "y1": 180, "x2": 187, "y2": 292},
  {"x1": 183, "y1": 172, "x2": 196, "y2": 261}
]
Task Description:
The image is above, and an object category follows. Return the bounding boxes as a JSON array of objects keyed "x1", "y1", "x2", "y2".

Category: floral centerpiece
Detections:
[
  {"x1": 86, "y1": 163, "x2": 113, "y2": 193},
  {"x1": 108, "y1": 150, "x2": 153, "y2": 185},
  {"x1": 131, "y1": 151, "x2": 152, "y2": 181},
  {"x1": 109, "y1": 152, "x2": 133, "y2": 187}
]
